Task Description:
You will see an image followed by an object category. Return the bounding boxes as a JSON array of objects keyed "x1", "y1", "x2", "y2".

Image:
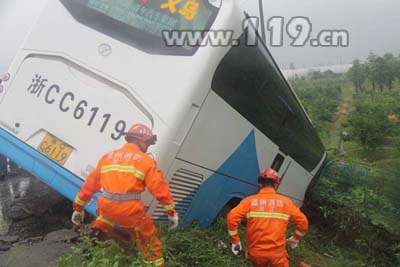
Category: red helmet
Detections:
[
  {"x1": 259, "y1": 168, "x2": 280, "y2": 184},
  {"x1": 125, "y1": 124, "x2": 157, "y2": 145}
]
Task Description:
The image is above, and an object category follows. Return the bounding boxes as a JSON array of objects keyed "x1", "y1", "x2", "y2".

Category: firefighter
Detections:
[
  {"x1": 71, "y1": 124, "x2": 178, "y2": 267},
  {"x1": 227, "y1": 168, "x2": 308, "y2": 267}
]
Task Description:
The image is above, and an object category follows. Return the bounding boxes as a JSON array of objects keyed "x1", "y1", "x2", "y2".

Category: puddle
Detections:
[{"x1": 0, "y1": 176, "x2": 32, "y2": 235}]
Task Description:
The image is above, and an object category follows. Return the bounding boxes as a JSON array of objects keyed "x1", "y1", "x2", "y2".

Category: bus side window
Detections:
[
  {"x1": 211, "y1": 32, "x2": 325, "y2": 172},
  {"x1": 271, "y1": 153, "x2": 285, "y2": 172}
]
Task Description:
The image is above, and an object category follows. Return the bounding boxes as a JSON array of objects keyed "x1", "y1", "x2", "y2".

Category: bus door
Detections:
[
  {"x1": 270, "y1": 152, "x2": 291, "y2": 184},
  {"x1": 275, "y1": 152, "x2": 313, "y2": 206}
]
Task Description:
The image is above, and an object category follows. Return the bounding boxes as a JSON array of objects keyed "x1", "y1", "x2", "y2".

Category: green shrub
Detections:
[
  {"x1": 349, "y1": 91, "x2": 400, "y2": 151},
  {"x1": 308, "y1": 162, "x2": 400, "y2": 266},
  {"x1": 292, "y1": 76, "x2": 343, "y2": 138},
  {"x1": 58, "y1": 219, "x2": 250, "y2": 267}
]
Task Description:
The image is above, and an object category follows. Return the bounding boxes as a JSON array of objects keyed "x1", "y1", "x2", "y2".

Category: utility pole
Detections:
[{"x1": 259, "y1": 0, "x2": 266, "y2": 41}]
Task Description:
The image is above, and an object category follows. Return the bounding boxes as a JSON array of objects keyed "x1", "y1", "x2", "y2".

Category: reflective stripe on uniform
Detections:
[
  {"x1": 246, "y1": 212, "x2": 290, "y2": 220},
  {"x1": 295, "y1": 229, "x2": 306, "y2": 237},
  {"x1": 101, "y1": 190, "x2": 141, "y2": 202},
  {"x1": 163, "y1": 203, "x2": 175, "y2": 211},
  {"x1": 74, "y1": 196, "x2": 86, "y2": 206},
  {"x1": 100, "y1": 165, "x2": 145, "y2": 180},
  {"x1": 96, "y1": 215, "x2": 115, "y2": 227},
  {"x1": 143, "y1": 257, "x2": 164, "y2": 266},
  {"x1": 228, "y1": 229, "x2": 238, "y2": 236}
]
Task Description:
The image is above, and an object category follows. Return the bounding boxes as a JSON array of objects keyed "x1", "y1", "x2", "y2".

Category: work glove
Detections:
[
  {"x1": 168, "y1": 213, "x2": 179, "y2": 230},
  {"x1": 231, "y1": 241, "x2": 242, "y2": 255},
  {"x1": 286, "y1": 236, "x2": 299, "y2": 250},
  {"x1": 71, "y1": 210, "x2": 84, "y2": 226}
]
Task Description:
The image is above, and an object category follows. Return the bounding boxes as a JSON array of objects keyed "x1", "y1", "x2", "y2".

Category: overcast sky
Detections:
[
  {"x1": 0, "y1": 0, "x2": 399, "y2": 73},
  {"x1": 0, "y1": 0, "x2": 47, "y2": 74},
  {"x1": 240, "y1": 0, "x2": 400, "y2": 68}
]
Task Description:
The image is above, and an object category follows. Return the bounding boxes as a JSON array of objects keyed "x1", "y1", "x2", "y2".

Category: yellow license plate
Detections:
[{"x1": 37, "y1": 133, "x2": 73, "y2": 165}]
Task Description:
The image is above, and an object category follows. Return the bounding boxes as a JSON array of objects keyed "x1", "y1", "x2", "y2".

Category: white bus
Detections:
[{"x1": 0, "y1": 0, "x2": 325, "y2": 227}]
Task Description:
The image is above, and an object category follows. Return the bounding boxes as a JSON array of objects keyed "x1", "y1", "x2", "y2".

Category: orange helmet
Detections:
[
  {"x1": 259, "y1": 168, "x2": 280, "y2": 184},
  {"x1": 125, "y1": 124, "x2": 157, "y2": 145}
]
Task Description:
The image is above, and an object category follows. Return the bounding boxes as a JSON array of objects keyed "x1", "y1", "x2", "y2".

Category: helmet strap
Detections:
[{"x1": 137, "y1": 141, "x2": 150, "y2": 153}]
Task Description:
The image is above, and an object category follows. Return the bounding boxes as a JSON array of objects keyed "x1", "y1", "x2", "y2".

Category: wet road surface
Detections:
[
  {"x1": 0, "y1": 174, "x2": 75, "y2": 267},
  {"x1": 0, "y1": 175, "x2": 32, "y2": 235}
]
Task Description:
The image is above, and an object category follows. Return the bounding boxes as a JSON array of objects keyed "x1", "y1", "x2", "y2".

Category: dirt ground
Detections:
[{"x1": 0, "y1": 174, "x2": 75, "y2": 267}]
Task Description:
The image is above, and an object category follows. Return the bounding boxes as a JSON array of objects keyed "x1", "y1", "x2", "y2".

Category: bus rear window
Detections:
[{"x1": 61, "y1": 0, "x2": 219, "y2": 56}]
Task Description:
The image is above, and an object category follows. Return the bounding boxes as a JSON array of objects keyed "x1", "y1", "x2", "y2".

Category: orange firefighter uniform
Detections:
[
  {"x1": 73, "y1": 143, "x2": 176, "y2": 267},
  {"x1": 227, "y1": 187, "x2": 308, "y2": 267}
]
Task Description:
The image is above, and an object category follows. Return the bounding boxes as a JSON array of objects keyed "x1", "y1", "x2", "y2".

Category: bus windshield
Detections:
[{"x1": 61, "y1": 0, "x2": 219, "y2": 56}]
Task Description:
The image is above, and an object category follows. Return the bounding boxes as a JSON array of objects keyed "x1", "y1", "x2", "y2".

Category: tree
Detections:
[
  {"x1": 382, "y1": 53, "x2": 397, "y2": 90},
  {"x1": 349, "y1": 93, "x2": 397, "y2": 150},
  {"x1": 366, "y1": 53, "x2": 378, "y2": 92},
  {"x1": 396, "y1": 54, "x2": 400, "y2": 82},
  {"x1": 348, "y1": 59, "x2": 367, "y2": 92},
  {"x1": 364, "y1": 53, "x2": 400, "y2": 92}
]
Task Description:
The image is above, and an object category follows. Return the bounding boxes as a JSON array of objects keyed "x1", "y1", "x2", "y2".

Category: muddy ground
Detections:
[{"x1": 0, "y1": 172, "x2": 78, "y2": 267}]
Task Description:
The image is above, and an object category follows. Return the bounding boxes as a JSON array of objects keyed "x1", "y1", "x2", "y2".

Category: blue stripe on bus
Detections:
[
  {"x1": 1, "y1": 126, "x2": 260, "y2": 229},
  {"x1": 181, "y1": 130, "x2": 260, "y2": 228},
  {"x1": 0, "y1": 128, "x2": 98, "y2": 215}
]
